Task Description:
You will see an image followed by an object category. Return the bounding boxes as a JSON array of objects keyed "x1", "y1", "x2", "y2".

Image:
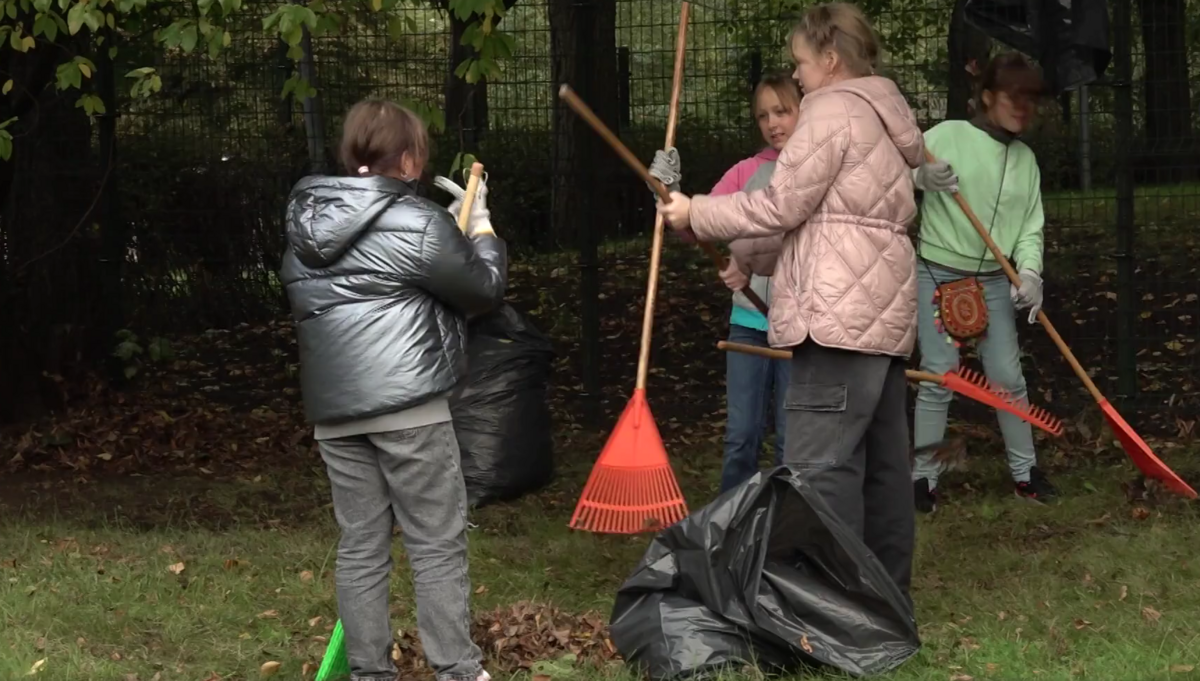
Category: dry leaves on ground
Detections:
[{"x1": 388, "y1": 601, "x2": 617, "y2": 679}]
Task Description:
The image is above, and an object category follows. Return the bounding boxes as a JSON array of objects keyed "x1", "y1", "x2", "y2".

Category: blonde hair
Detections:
[
  {"x1": 753, "y1": 71, "x2": 802, "y2": 116},
  {"x1": 789, "y1": 3, "x2": 879, "y2": 78},
  {"x1": 339, "y1": 99, "x2": 430, "y2": 176}
]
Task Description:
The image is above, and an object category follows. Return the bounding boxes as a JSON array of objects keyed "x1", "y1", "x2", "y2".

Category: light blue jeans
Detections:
[{"x1": 912, "y1": 262, "x2": 1037, "y2": 488}]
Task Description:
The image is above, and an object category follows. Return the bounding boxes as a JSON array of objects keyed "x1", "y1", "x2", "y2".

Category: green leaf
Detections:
[
  {"x1": 386, "y1": 15, "x2": 404, "y2": 42},
  {"x1": 75, "y1": 93, "x2": 105, "y2": 115},
  {"x1": 180, "y1": 24, "x2": 198, "y2": 52},
  {"x1": 66, "y1": 1, "x2": 85, "y2": 33},
  {"x1": 5, "y1": 1, "x2": 17, "y2": 19},
  {"x1": 82, "y1": 6, "x2": 101, "y2": 31},
  {"x1": 55, "y1": 61, "x2": 83, "y2": 90},
  {"x1": 0, "y1": 116, "x2": 18, "y2": 130},
  {"x1": 0, "y1": 131, "x2": 12, "y2": 161},
  {"x1": 123, "y1": 364, "x2": 139, "y2": 379},
  {"x1": 1, "y1": 80, "x2": 11, "y2": 95},
  {"x1": 33, "y1": 13, "x2": 58, "y2": 41},
  {"x1": 369, "y1": 0, "x2": 380, "y2": 11},
  {"x1": 196, "y1": 0, "x2": 213, "y2": 14},
  {"x1": 107, "y1": 45, "x2": 117, "y2": 59},
  {"x1": 32, "y1": 0, "x2": 50, "y2": 11}
]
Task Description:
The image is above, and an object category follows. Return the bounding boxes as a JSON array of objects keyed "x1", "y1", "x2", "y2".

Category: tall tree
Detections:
[
  {"x1": 946, "y1": 0, "x2": 991, "y2": 121},
  {"x1": 548, "y1": 0, "x2": 617, "y2": 248},
  {"x1": 443, "y1": 0, "x2": 518, "y2": 151}
]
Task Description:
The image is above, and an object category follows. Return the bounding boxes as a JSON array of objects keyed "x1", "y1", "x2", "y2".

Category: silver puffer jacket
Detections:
[{"x1": 281, "y1": 175, "x2": 507, "y2": 425}]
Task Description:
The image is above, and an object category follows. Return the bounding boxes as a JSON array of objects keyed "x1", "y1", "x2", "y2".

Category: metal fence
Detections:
[{"x1": 2, "y1": 0, "x2": 1199, "y2": 426}]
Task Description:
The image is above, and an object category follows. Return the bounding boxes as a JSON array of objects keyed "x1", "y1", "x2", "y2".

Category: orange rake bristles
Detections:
[
  {"x1": 935, "y1": 367, "x2": 1064, "y2": 437},
  {"x1": 716, "y1": 341, "x2": 1064, "y2": 437},
  {"x1": 569, "y1": 389, "x2": 689, "y2": 534}
]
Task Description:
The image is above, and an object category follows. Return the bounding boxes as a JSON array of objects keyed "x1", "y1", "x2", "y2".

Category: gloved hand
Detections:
[
  {"x1": 719, "y1": 257, "x2": 749, "y2": 292},
  {"x1": 914, "y1": 160, "x2": 958, "y2": 193},
  {"x1": 647, "y1": 147, "x2": 681, "y2": 195},
  {"x1": 1010, "y1": 268, "x2": 1043, "y2": 324},
  {"x1": 434, "y1": 173, "x2": 494, "y2": 237}
]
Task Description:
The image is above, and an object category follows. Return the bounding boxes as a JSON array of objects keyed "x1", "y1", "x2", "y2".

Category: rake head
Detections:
[
  {"x1": 942, "y1": 367, "x2": 1064, "y2": 437},
  {"x1": 569, "y1": 389, "x2": 689, "y2": 534}
]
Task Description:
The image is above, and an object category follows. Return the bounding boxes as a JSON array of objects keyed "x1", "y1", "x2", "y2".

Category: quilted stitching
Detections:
[{"x1": 690, "y1": 76, "x2": 923, "y2": 357}]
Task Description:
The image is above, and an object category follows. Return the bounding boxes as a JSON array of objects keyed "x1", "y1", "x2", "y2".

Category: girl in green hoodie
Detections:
[{"x1": 910, "y1": 53, "x2": 1056, "y2": 512}]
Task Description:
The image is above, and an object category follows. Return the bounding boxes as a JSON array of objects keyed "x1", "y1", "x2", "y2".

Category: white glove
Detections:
[
  {"x1": 914, "y1": 160, "x2": 958, "y2": 193},
  {"x1": 718, "y1": 257, "x2": 749, "y2": 292},
  {"x1": 1010, "y1": 268, "x2": 1043, "y2": 324},
  {"x1": 647, "y1": 147, "x2": 681, "y2": 195},
  {"x1": 433, "y1": 173, "x2": 494, "y2": 237}
]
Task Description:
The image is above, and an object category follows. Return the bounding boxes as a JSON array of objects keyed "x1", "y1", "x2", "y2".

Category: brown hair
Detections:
[
  {"x1": 977, "y1": 52, "x2": 1046, "y2": 109},
  {"x1": 789, "y1": 3, "x2": 879, "y2": 78},
  {"x1": 338, "y1": 99, "x2": 430, "y2": 176},
  {"x1": 753, "y1": 71, "x2": 802, "y2": 115}
]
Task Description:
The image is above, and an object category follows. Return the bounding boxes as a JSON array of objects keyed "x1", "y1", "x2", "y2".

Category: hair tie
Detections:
[{"x1": 357, "y1": 165, "x2": 370, "y2": 176}]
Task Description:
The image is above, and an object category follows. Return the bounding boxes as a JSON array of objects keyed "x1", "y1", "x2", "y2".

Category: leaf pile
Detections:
[{"x1": 389, "y1": 601, "x2": 618, "y2": 679}]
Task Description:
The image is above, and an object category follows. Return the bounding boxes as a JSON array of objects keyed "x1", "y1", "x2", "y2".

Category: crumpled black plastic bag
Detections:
[
  {"x1": 450, "y1": 304, "x2": 555, "y2": 509},
  {"x1": 610, "y1": 466, "x2": 920, "y2": 679}
]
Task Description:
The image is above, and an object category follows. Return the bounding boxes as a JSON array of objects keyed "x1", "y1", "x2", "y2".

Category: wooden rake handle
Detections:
[
  {"x1": 455, "y1": 162, "x2": 485, "y2": 233},
  {"x1": 925, "y1": 150, "x2": 1104, "y2": 403},
  {"x1": 717, "y1": 340, "x2": 941, "y2": 385},
  {"x1": 557, "y1": 84, "x2": 769, "y2": 315},
  {"x1": 634, "y1": 1, "x2": 690, "y2": 392}
]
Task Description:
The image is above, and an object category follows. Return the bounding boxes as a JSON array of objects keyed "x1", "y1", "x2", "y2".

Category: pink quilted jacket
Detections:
[{"x1": 689, "y1": 76, "x2": 924, "y2": 357}]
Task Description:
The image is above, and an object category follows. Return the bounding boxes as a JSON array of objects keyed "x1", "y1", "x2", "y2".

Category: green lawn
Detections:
[{"x1": 3, "y1": 450, "x2": 1199, "y2": 681}]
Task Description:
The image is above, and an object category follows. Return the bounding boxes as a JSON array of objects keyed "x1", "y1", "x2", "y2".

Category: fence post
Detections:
[
  {"x1": 96, "y1": 28, "x2": 126, "y2": 359},
  {"x1": 617, "y1": 46, "x2": 631, "y2": 130},
  {"x1": 575, "y1": 0, "x2": 602, "y2": 408},
  {"x1": 1112, "y1": 0, "x2": 1137, "y2": 399}
]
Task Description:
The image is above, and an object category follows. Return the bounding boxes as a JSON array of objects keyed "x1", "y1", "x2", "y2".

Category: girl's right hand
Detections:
[{"x1": 719, "y1": 257, "x2": 749, "y2": 292}]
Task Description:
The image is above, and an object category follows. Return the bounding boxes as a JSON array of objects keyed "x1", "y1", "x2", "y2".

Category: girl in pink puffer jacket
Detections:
[{"x1": 653, "y1": 2, "x2": 924, "y2": 599}]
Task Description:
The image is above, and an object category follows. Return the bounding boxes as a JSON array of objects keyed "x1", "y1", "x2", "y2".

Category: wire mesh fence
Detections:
[{"x1": 3, "y1": 0, "x2": 1198, "y2": 425}]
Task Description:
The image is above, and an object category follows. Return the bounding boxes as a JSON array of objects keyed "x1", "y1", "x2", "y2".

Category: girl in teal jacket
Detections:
[{"x1": 910, "y1": 53, "x2": 1056, "y2": 512}]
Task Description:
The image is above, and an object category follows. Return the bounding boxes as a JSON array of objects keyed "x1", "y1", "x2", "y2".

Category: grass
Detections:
[{"x1": 3, "y1": 452, "x2": 1200, "y2": 681}]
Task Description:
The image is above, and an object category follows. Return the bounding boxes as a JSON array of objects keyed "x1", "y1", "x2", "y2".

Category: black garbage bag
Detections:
[
  {"x1": 449, "y1": 303, "x2": 555, "y2": 508},
  {"x1": 964, "y1": 0, "x2": 1110, "y2": 93},
  {"x1": 610, "y1": 467, "x2": 920, "y2": 679}
]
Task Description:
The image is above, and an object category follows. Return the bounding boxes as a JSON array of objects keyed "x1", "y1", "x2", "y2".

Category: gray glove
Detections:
[
  {"x1": 647, "y1": 147, "x2": 681, "y2": 195},
  {"x1": 1010, "y1": 268, "x2": 1043, "y2": 324},
  {"x1": 914, "y1": 160, "x2": 958, "y2": 193}
]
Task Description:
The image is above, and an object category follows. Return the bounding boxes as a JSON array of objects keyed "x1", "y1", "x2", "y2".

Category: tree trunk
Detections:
[
  {"x1": 444, "y1": 0, "x2": 518, "y2": 151},
  {"x1": 548, "y1": 0, "x2": 617, "y2": 248},
  {"x1": 1137, "y1": 0, "x2": 1193, "y2": 179},
  {"x1": 946, "y1": 0, "x2": 992, "y2": 121},
  {"x1": 0, "y1": 34, "x2": 102, "y2": 425}
]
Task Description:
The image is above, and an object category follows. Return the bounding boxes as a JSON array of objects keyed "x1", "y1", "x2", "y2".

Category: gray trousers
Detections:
[
  {"x1": 784, "y1": 341, "x2": 915, "y2": 596},
  {"x1": 319, "y1": 422, "x2": 483, "y2": 681}
]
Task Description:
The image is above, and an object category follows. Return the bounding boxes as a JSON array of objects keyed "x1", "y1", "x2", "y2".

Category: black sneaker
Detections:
[
  {"x1": 1015, "y1": 467, "x2": 1058, "y2": 503},
  {"x1": 914, "y1": 478, "x2": 938, "y2": 514}
]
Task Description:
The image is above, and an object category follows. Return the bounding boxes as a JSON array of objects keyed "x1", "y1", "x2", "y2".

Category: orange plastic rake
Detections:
[
  {"x1": 926, "y1": 150, "x2": 1196, "y2": 500},
  {"x1": 717, "y1": 341, "x2": 1064, "y2": 437},
  {"x1": 567, "y1": 2, "x2": 692, "y2": 535}
]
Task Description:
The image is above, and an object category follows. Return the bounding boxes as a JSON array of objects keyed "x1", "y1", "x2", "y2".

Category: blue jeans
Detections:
[
  {"x1": 722, "y1": 324, "x2": 790, "y2": 493},
  {"x1": 912, "y1": 262, "x2": 1037, "y2": 488}
]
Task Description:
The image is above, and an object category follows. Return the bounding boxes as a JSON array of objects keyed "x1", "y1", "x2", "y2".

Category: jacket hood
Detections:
[
  {"x1": 819, "y1": 76, "x2": 925, "y2": 169},
  {"x1": 286, "y1": 175, "x2": 415, "y2": 268}
]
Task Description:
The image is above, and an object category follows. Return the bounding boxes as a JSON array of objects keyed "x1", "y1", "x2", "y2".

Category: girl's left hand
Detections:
[{"x1": 656, "y1": 192, "x2": 692, "y2": 230}]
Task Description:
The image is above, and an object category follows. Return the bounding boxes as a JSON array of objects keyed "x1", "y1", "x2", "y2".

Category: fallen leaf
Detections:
[
  {"x1": 167, "y1": 562, "x2": 186, "y2": 575},
  {"x1": 257, "y1": 610, "x2": 279, "y2": 619},
  {"x1": 150, "y1": 673, "x2": 162, "y2": 681},
  {"x1": 123, "y1": 674, "x2": 139, "y2": 681},
  {"x1": 301, "y1": 661, "x2": 317, "y2": 678},
  {"x1": 300, "y1": 570, "x2": 314, "y2": 583},
  {"x1": 1169, "y1": 665, "x2": 1195, "y2": 673},
  {"x1": 1073, "y1": 619, "x2": 1092, "y2": 629},
  {"x1": 1131, "y1": 506, "x2": 1151, "y2": 520},
  {"x1": 110, "y1": 652, "x2": 122, "y2": 661},
  {"x1": 27, "y1": 659, "x2": 46, "y2": 676},
  {"x1": 34, "y1": 637, "x2": 46, "y2": 650},
  {"x1": 1143, "y1": 606, "x2": 1162, "y2": 623},
  {"x1": 951, "y1": 674, "x2": 974, "y2": 681},
  {"x1": 223, "y1": 559, "x2": 240, "y2": 570},
  {"x1": 799, "y1": 633, "x2": 813, "y2": 654},
  {"x1": 307, "y1": 616, "x2": 324, "y2": 628},
  {"x1": 533, "y1": 675, "x2": 551, "y2": 681},
  {"x1": 1119, "y1": 585, "x2": 1128, "y2": 601},
  {"x1": 260, "y1": 661, "x2": 282, "y2": 677}
]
